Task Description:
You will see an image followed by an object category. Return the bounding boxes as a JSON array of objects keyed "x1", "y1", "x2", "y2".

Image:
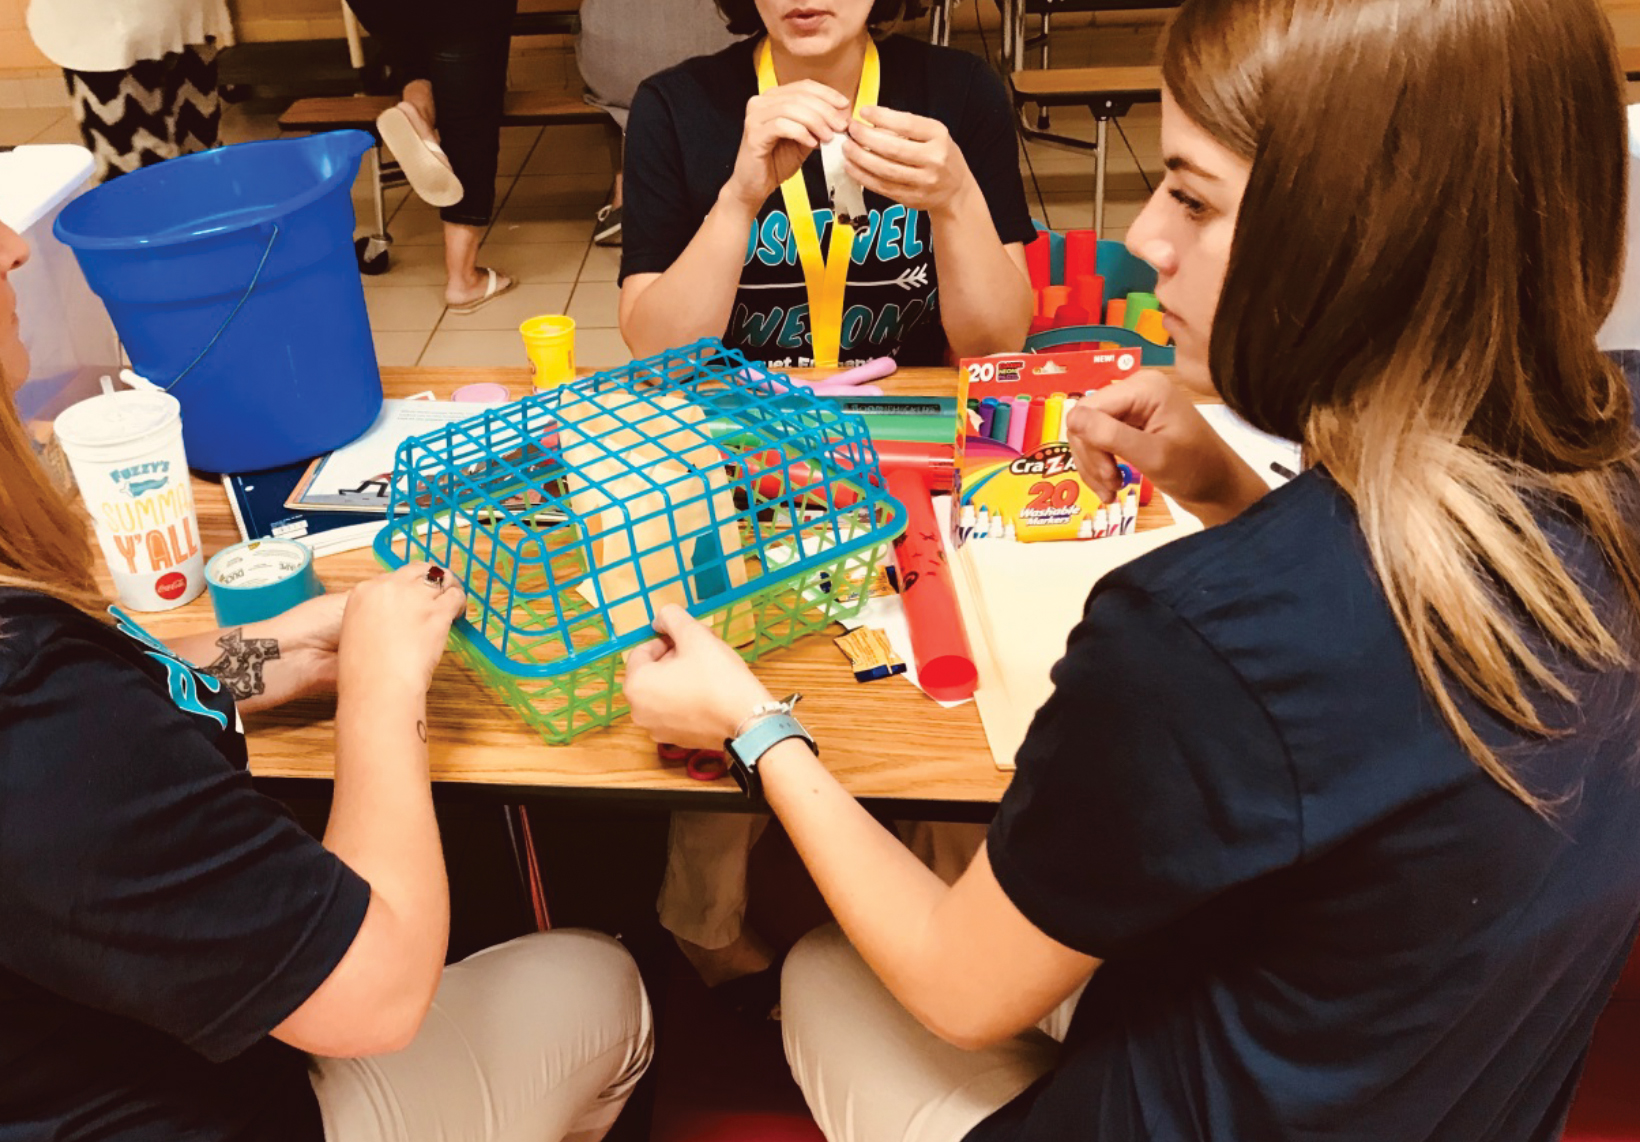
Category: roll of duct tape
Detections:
[{"x1": 204, "y1": 538, "x2": 324, "y2": 627}]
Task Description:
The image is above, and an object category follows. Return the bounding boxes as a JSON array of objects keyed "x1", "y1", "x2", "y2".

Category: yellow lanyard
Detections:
[{"x1": 755, "y1": 37, "x2": 880, "y2": 368}]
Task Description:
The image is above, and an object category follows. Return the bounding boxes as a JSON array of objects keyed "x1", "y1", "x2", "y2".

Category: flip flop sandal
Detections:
[
  {"x1": 446, "y1": 267, "x2": 517, "y2": 315},
  {"x1": 376, "y1": 102, "x2": 464, "y2": 208}
]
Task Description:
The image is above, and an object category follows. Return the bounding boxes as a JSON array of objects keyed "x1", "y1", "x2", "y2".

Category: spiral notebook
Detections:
[{"x1": 222, "y1": 462, "x2": 386, "y2": 556}]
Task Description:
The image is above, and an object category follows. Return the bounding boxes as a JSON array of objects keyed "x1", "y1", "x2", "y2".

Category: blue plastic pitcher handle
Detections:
[{"x1": 159, "y1": 223, "x2": 280, "y2": 393}]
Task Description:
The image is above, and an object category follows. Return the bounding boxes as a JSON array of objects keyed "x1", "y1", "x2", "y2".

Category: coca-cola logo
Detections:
[{"x1": 155, "y1": 572, "x2": 188, "y2": 601}]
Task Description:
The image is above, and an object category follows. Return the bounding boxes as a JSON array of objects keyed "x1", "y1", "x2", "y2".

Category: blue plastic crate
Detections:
[{"x1": 373, "y1": 340, "x2": 904, "y2": 743}]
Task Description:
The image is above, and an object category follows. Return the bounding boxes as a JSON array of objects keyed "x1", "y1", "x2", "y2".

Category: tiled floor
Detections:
[{"x1": 0, "y1": 23, "x2": 1166, "y2": 373}]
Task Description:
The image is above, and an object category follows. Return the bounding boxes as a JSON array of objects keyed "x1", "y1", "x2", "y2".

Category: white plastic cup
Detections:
[{"x1": 54, "y1": 389, "x2": 206, "y2": 611}]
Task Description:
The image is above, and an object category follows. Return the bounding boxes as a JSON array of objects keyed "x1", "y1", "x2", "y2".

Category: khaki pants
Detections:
[
  {"x1": 658, "y1": 813, "x2": 989, "y2": 949},
  {"x1": 781, "y1": 925, "x2": 1082, "y2": 1142},
  {"x1": 311, "y1": 930, "x2": 653, "y2": 1142}
]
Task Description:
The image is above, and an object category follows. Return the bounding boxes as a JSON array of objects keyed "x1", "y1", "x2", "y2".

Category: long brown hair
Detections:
[
  {"x1": 1165, "y1": 0, "x2": 1640, "y2": 808},
  {"x1": 0, "y1": 358, "x2": 105, "y2": 615}
]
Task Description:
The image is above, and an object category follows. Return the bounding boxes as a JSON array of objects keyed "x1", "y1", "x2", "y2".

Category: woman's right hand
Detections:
[
  {"x1": 338, "y1": 563, "x2": 468, "y2": 694},
  {"x1": 1067, "y1": 370, "x2": 1273, "y2": 527},
  {"x1": 722, "y1": 80, "x2": 853, "y2": 213}
]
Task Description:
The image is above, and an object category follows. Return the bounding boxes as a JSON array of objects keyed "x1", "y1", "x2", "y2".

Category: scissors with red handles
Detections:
[{"x1": 657, "y1": 742, "x2": 728, "y2": 782}]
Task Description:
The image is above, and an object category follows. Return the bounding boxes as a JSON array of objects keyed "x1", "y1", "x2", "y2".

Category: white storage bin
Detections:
[{"x1": 0, "y1": 144, "x2": 120, "y2": 423}]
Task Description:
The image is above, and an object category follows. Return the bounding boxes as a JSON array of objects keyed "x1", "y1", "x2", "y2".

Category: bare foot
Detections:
[
  {"x1": 402, "y1": 79, "x2": 436, "y2": 136},
  {"x1": 444, "y1": 267, "x2": 514, "y2": 309},
  {"x1": 675, "y1": 928, "x2": 775, "y2": 988}
]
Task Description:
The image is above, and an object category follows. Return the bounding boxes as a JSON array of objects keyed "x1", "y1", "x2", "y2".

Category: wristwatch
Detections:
[{"x1": 723, "y1": 693, "x2": 818, "y2": 799}]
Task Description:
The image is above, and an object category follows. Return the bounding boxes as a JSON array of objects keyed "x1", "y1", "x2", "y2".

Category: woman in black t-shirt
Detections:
[
  {"x1": 623, "y1": 0, "x2": 1640, "y2": 1139},
  {"x1": 618, "y1": 0, "x2": 1037, "y2": 368},
  {"x1": 0, "y1": 220, "x2": 652, "y2": 1141},
  {"x1": 626, "y1": 0, "x2": 1031, "y2": 1006}
]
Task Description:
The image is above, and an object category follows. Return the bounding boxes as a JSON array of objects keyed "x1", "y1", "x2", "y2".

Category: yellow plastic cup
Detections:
[{"x1": 520, "y1": 314, "x2": 576, "y2": 389}]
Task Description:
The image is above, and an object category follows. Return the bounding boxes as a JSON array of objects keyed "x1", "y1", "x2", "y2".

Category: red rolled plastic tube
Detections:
[
  {"x1": 1071, "y1": 273, "x2": 1105, "y2": 323},
  {"x1": 874, "y1": 442, "x2": 975, "y2": 702},
  {"x1": 1064, "y1": 229, "x2": 1099, "y2": 281},
  {"x1": 1040, "y1": 285, "x2": 1070, "y2": 327},
  {"x1": 1025, "y1": 231, "x2": 1052, "y2": 291}
]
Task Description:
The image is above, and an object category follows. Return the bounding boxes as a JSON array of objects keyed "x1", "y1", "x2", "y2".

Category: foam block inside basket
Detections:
[{"x1": 555, "y1": 387, "x2": 751, "y2": 641}]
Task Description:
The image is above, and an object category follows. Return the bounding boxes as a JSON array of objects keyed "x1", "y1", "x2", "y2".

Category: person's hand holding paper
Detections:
[{"x1": 1066, "y1": 370, "x2": 1272, "y2": 527}]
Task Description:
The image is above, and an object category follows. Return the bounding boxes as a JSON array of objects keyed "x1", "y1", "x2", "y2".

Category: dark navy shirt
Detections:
[
  {"x1": 0, "y1": 590, "x2": 369, "y2": 1142},
  {"x1": 974, "y1": 388, "x2": 1640, "y2": 1140}
]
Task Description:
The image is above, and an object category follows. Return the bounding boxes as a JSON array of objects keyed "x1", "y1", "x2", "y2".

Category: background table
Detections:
[{"x1": 112, "y1": 365, "x2": 1173, "y2": 816}]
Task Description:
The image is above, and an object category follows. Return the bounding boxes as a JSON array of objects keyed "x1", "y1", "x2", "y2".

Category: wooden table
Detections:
[{"x1": 112, "y1": 365, "x2": 1172, "y2": 818}]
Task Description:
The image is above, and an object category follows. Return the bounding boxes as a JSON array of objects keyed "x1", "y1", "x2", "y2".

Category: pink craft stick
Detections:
[{"x1": 816, "y1": 357, "x2": 897, "y2": 388}]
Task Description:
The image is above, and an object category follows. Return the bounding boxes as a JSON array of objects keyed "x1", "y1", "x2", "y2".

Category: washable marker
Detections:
[
  {"x1": 1022, "y1": 397, "x2": 1046, "y2": 454},
  {"x1": 958, "y1": 502, "x2": 976, "y2": 540},
  {"x1": 989, "y1": 514, "x2": 1005, "y2": 539},
  {"x1": 990, "y1": 399, "x2": 1013, "y2": 444},
  {"x1": 1042, "y1": 393, "x2": 1066, "y2": 443},
  {"x1": 1105, "y1": 298, "x2": 1127, "y2": 327},
  {"x1": 974, "y1": 506, "x2": 991, "y2": 538},
  {"x1": 1122, "y1": 486, "x2": 1140, "y2": 533},
  {"x1": 1003, "y1": 520, "x2": 1017, "y2": 542},
  {"x1": 1062, "y1": 394, "x2": 1079, "y2": 436},
  {"x1": 1007, "y1": 396, "x2": 1030, "y2": 453},
  {"x1": 978, "y1": 397, "x2": 998, "y2": 440},
  {"x1": 1078, "y1": 518, "x2": 1094, "y2": 540},
  {"x1": 1092, "y1": 505, "x2": 1109, "y2": 538}
]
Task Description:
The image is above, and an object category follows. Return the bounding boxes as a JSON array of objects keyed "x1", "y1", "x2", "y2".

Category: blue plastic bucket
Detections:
[{"x1": 55, "y1": 131, "x2": 382, "y2": 473}]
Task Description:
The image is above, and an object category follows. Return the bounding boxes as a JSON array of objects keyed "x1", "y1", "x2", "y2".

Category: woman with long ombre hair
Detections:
[
  {"x1": 622, "y1": 0, "x2": 1640, "y2": 1138},
  {"x1": 0, "y1": 222, "x2": 653, "y2": 1141}
]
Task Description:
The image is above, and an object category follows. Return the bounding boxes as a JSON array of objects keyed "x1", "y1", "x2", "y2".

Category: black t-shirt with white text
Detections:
[
  {"x1": 0, "y1": 589, "x2": 369, "y2": 1142},
  {"x1": 622, "y1": 34, "x2": 1036, "y2": 367}
]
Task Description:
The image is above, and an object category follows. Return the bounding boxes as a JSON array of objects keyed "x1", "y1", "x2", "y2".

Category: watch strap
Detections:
[{"x1": 725, "y1": 713, "x2": 816, "y2": 799}]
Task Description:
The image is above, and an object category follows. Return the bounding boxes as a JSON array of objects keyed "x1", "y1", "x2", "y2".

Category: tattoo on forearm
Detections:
[
  {"x1": 202, "y1": 628, "x2": 281, "y2": 701},
  {"x1": 415, "y1": 720, "x2": 427, "y2": 743}
]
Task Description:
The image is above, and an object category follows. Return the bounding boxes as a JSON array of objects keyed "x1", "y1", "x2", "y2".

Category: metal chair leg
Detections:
[
  {"x1": 1036, "y1": 11, "x2": 1052, "y2": 130},
  {"x1": 1095, "y1": 117, "x2": 1109, "y2": 236},
  {"x1": 354, "y1": 144, "x2": 393, "y2": 274},
  {"x1": 1011, "y1": 0, "x2": 1027, "y2": 72},
  {"x1": 930, "y1": 0, "x2": 952, "y2": 46}
]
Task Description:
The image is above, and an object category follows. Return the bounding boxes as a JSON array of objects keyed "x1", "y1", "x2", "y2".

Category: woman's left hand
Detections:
[
  {"x1": 624, "y1": 605, "x2": 775, "y2": 752},
  {"x1": 258, "y1": 590, "x2": 349, "y2": 694},
  {"x1": 843, "y1": 105, "x2": 975, "y2": 216}
]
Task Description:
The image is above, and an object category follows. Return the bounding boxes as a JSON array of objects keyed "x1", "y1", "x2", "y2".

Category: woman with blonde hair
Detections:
[
  {"x1": 623, "y1": 0, "x2": 1640, "y2": 1137},
  {"x1": 0, "y1": 223, "x2": 652, "y2": 1140}
]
